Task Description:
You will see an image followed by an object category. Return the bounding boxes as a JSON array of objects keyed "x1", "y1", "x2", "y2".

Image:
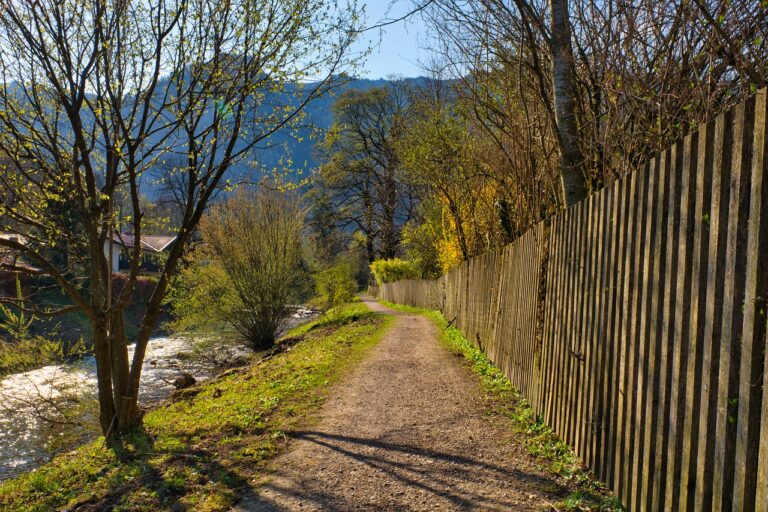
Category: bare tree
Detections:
[
  {"x1": 313, "y1": 81, "x2": 415, "y2": 262},
  {"x1": 0, "y1": 0, "x2": 360, "y2": 437},
  {"x1": 421, "y1": 0, "x2": 768, "y2": 215}
]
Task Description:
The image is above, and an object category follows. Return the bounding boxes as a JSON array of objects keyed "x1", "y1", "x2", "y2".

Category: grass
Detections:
[
  {"x1": 380, "y1": 300, "x2": 624, "y2": 511},
  {"x1": 0, "y1": 302, "x2": 391, "y2": 512}
]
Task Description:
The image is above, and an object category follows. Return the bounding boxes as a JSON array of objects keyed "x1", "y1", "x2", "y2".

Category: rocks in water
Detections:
[{"x1": 172, "y1": 372, "x2": 196, "y2": 389}]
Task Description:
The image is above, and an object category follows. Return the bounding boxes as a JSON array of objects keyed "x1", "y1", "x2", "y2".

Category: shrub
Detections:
[
  {"x1": 313, "y1": 262, "x2": 357, "y2": 311},
  {"x1": 0, "y1": 337, "x2": 65, "y2": 375},
  {"x1": 369, "y1": 258, "x2": 420, "y2": 286},
  {"x1": 199, "y1": 189, "x2": 306, "y2": 350},
  {"x1": 164, "y1": 251, "x2": 237, "y2": 335},
  {"x1": 0, "y1": 280, "x2": 85, "y2": 375}
]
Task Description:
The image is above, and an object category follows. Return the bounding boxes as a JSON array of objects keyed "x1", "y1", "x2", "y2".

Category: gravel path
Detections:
[{"x1": 233, "y1": 298, "x2": 571, "y2": 511}]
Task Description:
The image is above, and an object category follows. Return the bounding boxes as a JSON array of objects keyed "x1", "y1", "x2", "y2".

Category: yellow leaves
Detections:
[{"x1": 436, "y1": 239, "x2": 462, "y2": 274}]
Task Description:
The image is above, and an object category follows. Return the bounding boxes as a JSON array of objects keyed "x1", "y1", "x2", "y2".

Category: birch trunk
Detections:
[{"x1": 549, "y1": 0, "x2": 589, "y2": 206}]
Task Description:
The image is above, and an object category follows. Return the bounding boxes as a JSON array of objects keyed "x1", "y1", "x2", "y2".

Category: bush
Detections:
[
  {"x1": 0, "y1": 280, "x2": 85, "y2": 375},
  {"x1": 0, "y1": 337, "x2": 66, "y2": 375},
  {"x1": 369, "y1": 258, "x2": 420, "y2": 286},
  {"x1": 198, "y1": 189, "x2": 305, "y2": 350},
  {"x1": 313, "y1": 262, "x2": 358, "y2": 311},
  {"x1": 164, "y1": 251, "x2": 237, "y2": 335}
]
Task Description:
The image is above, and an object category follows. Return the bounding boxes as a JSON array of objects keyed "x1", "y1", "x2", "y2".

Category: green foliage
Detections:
[
  {"x1": 190, "y1": 188, "x2": 306, "y2": 350},
  {"x1": 400, "y1": 203, "x2": 443, "y2": 279},
  {"x1": 310, "y1": 83, "x2": 413, "y2": 263},
  {"x1": 369, "y1": 258, "x2": 420, "y2": 286},
  {"x1": 312, "y1": 261, "x2": 358, "y2": 312},
  {"x1": 0, "y1": 280, "x2": 86, "y2": 376},
  {"x1": 0, "y1": 337, "x2": 64, "y2": 376},
  {"x1": 0, "y1": 279, "x2": 34, "y2": 343},
  {"x1": 0, "y1": 303, "x2": 389, "y2": 512},
  {"x1": 165, "y1": 251, "x2": 237, "y2": 336}
]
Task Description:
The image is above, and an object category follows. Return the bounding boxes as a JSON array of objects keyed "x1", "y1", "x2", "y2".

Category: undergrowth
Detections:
[
  {"x1": 0, "y1": 302, "x2": 389, "y2": 512},
  {"x1": 380, "y1": 300, "x2": 624, "y2": 512}
]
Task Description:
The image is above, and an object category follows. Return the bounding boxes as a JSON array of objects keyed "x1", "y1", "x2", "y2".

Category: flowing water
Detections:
[
  {"x1": 0, "y1": 309, "x2": 317, "y2": 482},
  {"x1": 0, "y1": 335, "x2": 254, "y2": 482}
]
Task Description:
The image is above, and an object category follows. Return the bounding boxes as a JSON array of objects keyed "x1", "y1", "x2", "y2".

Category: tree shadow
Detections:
[
  {"x1": 237, "y1": 430, "x2": 571, "y2": 511},
  {"x1": 70, "y1": 427, "x2": 248, "y2": 512}
]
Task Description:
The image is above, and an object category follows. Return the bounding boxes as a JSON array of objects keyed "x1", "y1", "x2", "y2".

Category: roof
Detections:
[
  {"x1": 0, "y1": 233, "x2": 29, "y2": 246},
  {"x1": 0, "y1": 234, "x2": 39, "y2": 273},
  {"x1": 0, "y1": 252, "x2": 41, "y2": 273},
  {"x1": 111, "y1": 233, "x2": 177, "y2": 253}
]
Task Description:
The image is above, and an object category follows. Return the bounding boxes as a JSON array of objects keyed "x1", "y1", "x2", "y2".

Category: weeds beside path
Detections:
[
  {"x1": 235, "y1": 297, "x2": 616, "y2": 511},
  {"x1": 0, "y1": 302, "x2": 389, "y2": 512}
]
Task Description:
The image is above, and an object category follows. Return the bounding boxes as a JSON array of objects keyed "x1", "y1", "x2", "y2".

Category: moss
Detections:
[{"x1": 0, "y1": 302, "x2": 391, "y2": 512}]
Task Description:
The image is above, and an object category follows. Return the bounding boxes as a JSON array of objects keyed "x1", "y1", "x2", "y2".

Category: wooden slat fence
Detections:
[{"x1": 378, "y1": 88, "x2": 768, "y2": 510}]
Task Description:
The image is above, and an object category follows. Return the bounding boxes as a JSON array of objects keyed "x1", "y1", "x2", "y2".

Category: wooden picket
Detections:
[{"x1": 378, "y1": 88, "x2": 768, "y2": 510}]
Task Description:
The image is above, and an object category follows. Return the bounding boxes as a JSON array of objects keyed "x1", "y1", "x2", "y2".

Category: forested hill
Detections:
[
  {"x1": 141, "y1": 76, "x2": 428, "y2": 197},
  {"x1": 253, "y1": 77, "x2": 397, "y2": 176}
]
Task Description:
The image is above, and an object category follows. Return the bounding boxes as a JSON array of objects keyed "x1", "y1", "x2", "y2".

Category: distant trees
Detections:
[
  {"x1": 369, "y1": 258, "x2": 420, "y2": 286},
  {"x1": 311, "y1": 0, "x2": 768, "y2": 279},
  {"x1": 312, "y1": 82, "x2": 416, "y2": 263},
  {"x1": 398, "y1": 99, "x2": 510, "y2": 269},
  {"x1": 0, "y1": 0, "x2": 360, "y2": 437}
]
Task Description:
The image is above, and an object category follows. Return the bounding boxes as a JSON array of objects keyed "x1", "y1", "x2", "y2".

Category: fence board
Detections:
[
  {"x1": 743, "y1": 90, "x2": 768, "y2": 512},
  {"x1": 652, "y1": 139, "x2": 683, "y2": 510},
  {"x1": 378, "y1": 88, "x2": 768, "y2": 510}
]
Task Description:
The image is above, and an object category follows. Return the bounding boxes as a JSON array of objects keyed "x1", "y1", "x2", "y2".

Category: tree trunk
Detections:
[
  {"x1": 111, "y1": 312, "x2": 140, "y2": 432},
  {"x1": 445, "y1": 198, "x2": 470, "y2": 260},
  {"x1": 549, "y1": 0, "x2": 589, "y2": 207},
  {"x1": 92, "y1": 319, "x2": 117, "y2": 435}
]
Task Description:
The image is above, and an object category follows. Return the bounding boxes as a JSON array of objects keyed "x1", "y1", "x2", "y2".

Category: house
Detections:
[
  {"x1": 0, "y1": 233, "x2": 39, "y2": 297},
  {"x1": 104, "y1": 233, "x2": 177, "y2": 274}
]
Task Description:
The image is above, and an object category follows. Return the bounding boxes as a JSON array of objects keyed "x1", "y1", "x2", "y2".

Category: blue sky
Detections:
[{"x1": 353, "y1": 1, "x2": 428, "y2": 79}]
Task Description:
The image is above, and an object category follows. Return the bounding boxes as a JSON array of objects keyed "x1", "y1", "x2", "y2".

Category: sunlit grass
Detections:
[{"x1": 0, "y1": 302, "x2": 390, "y2": 512}]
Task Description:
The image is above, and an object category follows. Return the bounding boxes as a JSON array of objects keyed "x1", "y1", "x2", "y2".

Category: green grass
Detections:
[
  {"x1": 0, "y1": 302, "x2": 391, "y2": 512},
  {"x1": 380, "y1": 300, "x2": 624, "y2": 511}
]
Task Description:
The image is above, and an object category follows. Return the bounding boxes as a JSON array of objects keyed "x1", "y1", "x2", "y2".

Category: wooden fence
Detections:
[{"x1": 379, "y1": 88, "x2": 768, "y2": 510}]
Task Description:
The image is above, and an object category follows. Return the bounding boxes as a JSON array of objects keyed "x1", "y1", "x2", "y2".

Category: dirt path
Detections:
[{"x1": 233, "y1": 298, "x2": 571, "y2": 511}]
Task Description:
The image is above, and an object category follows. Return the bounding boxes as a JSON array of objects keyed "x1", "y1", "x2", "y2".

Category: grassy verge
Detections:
[
  {"x1": 0, "y1": 302, "x2": 391, "y2": 512},
  {"x1": 380, "y1": 300, "x2": 623, "y2": 511}
]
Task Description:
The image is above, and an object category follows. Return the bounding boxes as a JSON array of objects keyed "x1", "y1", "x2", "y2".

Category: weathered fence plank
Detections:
[
  {"x1": 379, "y1": 88, "x2": 768, "y2": 510},
  {"x1": 743, "y1": 90, "x2": 768, "y2": 512}
]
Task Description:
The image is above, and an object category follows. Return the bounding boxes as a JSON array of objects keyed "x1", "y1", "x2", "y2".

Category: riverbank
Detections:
[
  {"x1": 0, "y1": 302, "x2": 390, "y2": 511},
  {"x1": 0, "y1": 334, "x2": 255, "y2": 483},
  {"x1": 0, "y1": 337, "x2": 73, "y2": 377}
]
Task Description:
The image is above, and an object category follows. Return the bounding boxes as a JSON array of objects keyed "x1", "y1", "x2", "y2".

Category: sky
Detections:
[{"x1": 353, "y1": 1, "x2": 429, "y2": 79}]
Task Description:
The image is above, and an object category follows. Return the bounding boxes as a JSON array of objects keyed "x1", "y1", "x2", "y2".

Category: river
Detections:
[{"x1": 0, "y1": 335, "x2": 257, "y2": 483}]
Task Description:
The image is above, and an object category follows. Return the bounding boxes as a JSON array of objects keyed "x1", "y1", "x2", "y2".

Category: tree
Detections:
[
  {"x1": 421, "y1": 0, "x2": 768, "y2": 212},
  {"x1": 398, "y1": 100, "x2": 505, "y2": 263},
  {"x1": 313, "y1": 82, "x2": 415, "y2": 262},
  {"x1": 0, "y1": 0, "x2": 360, "y2": 437},
  {"x1": 548, "y1": 0, "x2": 589, "y2": 205},
  {"x1": 423, "y1": 0, "x2": 589, "y2": 207},
  {"x1": 200, "y1": 189, "x2": 306, "y2": 350}
]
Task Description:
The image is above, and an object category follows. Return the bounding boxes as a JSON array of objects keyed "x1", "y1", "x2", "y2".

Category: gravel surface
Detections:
[{"x1": 233, "y1": 298, "x2": 571, "y2": 511}]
